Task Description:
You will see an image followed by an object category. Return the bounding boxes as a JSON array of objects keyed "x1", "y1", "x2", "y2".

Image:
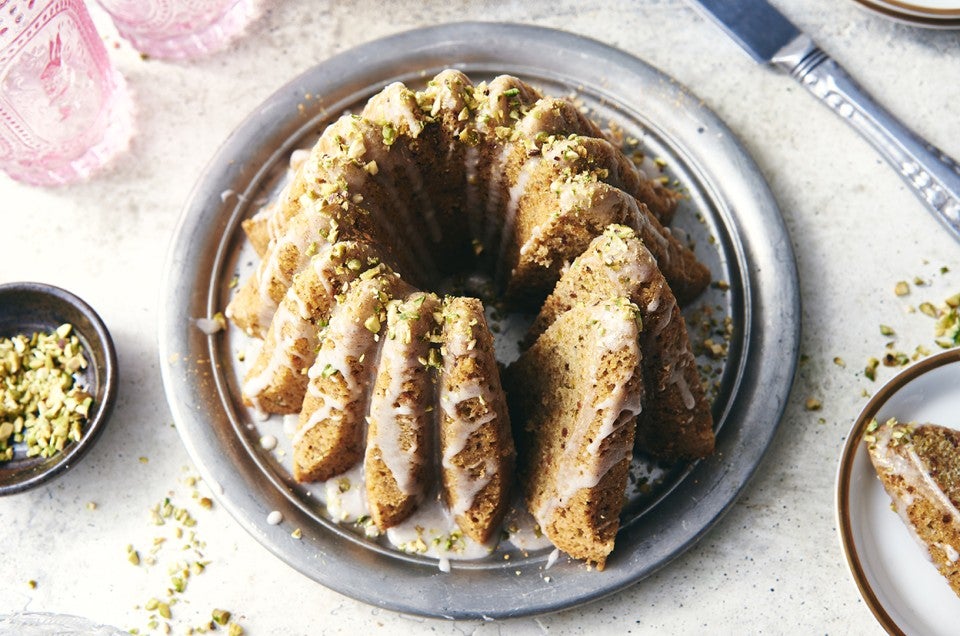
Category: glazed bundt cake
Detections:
[
  {"x1": 866, "y1": 418, "x2": 960, "y2": 597},
  {"x1": 226, "y1": 70, "x2": 715, "y2": 566}
]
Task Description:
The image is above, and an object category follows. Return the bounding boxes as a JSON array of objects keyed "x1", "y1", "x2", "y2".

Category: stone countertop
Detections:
[{"x1": 2, "y1": 0, "x2": 958, "y2": 633}]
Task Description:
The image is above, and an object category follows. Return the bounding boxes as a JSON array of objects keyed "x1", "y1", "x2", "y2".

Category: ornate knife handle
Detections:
[{"x1": 774, "y1": 35, "x2": 960, "y2": 243}]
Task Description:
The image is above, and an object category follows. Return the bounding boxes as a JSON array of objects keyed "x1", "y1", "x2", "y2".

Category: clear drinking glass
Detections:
[
  {"x1": 0, "y1": 0, "x2": 132, "y2": 186},
  {"x1": 95, "y1": 0, "x2": 257, "y2": 60}
]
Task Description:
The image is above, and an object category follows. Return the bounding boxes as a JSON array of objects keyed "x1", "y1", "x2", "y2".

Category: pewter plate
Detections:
[{"x1": 159, "y1": 22, "x2": 799, "y2": 619}]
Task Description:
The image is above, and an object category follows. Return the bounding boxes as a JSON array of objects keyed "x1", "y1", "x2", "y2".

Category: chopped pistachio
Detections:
[
  {"x1": 805, "y1": 397, "x2": 822, "y2": 411},
  {"x1": 382, "y1": 122, "x2": 397, "y2": 146},
  {"x1": 865, "y1": 357, "x2": 880, "y2": 381},
  {"x1": 919, "y1": 301, "x2": 938, "y2": 318},
  {"x1": 894, "y1": 281, "x2": 909, "y2": 296},
  {"x1": 212, "y1": 609, "x2": 231, "y2": 626},
  {"x1": 364, "y1": 314, "x2": 381, "y2": 333},
  {"x1": 879, "y1": 324, "x2": 895, "y2": 336},
  {"x1": 0, "y1": 325, "x2": 92, "y2": 462}
]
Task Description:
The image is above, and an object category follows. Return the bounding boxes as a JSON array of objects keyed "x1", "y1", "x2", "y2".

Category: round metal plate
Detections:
[{"x1": 159, "y1": 22, "x2": 800, "y2": 619}]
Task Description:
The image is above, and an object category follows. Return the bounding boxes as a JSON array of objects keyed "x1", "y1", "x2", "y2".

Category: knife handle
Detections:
[{"x1": 774, "y1": 36, "x2": 960, "y2": 242}]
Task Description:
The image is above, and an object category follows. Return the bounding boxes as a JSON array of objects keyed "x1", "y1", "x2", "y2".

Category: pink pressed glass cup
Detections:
[
  {"x1": 95, "y1": 0, "x2": 257, "y2": 60},
  {"x1": 0, "y1": 0, "x2": 132, "y2": 186}
]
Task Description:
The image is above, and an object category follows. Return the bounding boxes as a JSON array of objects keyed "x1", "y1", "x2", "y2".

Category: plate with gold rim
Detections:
[
  {"x1": 852, "y1": 0, "x2": 960, "y2": 27},
  {"x1": 159, "y1": 22, "x2": 799, "y2": 619},
  {"x1": 837, "y1": 347, "x2": 960, "y2": 636}
]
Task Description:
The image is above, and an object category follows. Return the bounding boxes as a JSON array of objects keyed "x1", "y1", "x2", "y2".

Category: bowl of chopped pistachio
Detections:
[{"x1": 0, "y1": 282, "x2": 117, "y2": 495}]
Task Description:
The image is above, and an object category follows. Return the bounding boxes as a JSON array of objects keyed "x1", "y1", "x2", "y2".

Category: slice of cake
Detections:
[
  {"x1": 437, "y1": 296, "x2": 515, "y2": 544},
  {"x1": 525, "y1": 225, "x2": 714, "y2": 461},
  {"x1": 364, "y1": 292, "x2": 442, "y2": 531},
  {"x1": 866, "y1": 417, "x2": 960, "y2": 596},
  {"x1": 293, "y1": 271, "x2": 408, "y2": 482},
  {"x1": 507, "y1": 299, "x2": 645, "y2": 569},
  {"x1": 241, "y1": 241, "x2": 386, "y2": 414}
]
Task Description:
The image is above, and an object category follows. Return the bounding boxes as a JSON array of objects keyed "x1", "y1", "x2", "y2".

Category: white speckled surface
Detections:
[{"x1": 2, "y1": 1, "x2": 959, "y2": 633}]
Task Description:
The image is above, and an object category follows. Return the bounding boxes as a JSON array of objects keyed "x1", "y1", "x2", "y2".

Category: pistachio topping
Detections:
[{"x1": 0, "y1": 324, "x2": 93, "y2": 462}]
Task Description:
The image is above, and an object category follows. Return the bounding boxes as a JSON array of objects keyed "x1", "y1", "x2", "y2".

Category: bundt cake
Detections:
[
  {"x1": 866, "y1": 418, "x2": 960, "y2": 597},
  {"x1": 226, "y1": 70, "x2": 715, "y2": 566}
]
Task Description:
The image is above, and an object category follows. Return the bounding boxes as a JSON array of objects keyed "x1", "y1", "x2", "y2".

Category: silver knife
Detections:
[{"x1": 689, "y1": 0, "x2": 960, "y2": 243}]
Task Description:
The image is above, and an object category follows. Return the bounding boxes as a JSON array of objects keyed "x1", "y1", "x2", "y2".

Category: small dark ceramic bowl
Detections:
[{"x1": 0, "y1": 282, "x2": 117, "y2": 495}]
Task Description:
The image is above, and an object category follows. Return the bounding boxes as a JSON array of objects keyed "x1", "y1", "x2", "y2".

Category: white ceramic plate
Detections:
[
  {"x1": 837, "y1": 347, "x2": 960, "y2": 635},
  {"x1": 853, "y1": 0, "x2": 960, "y2": 27}
]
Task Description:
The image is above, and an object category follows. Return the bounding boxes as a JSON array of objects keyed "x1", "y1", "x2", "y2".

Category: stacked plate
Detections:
[{"x1": 853, "y1": 0, "x2": 960, "y2": 27}]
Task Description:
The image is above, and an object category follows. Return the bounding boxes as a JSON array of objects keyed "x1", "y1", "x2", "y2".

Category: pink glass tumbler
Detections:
[
  {"x1": 0, "y1": 0, "x2": 132, "y2": 186},
  {"x1": 95, "y1": 0, "x2": 257, "y2": 60}
]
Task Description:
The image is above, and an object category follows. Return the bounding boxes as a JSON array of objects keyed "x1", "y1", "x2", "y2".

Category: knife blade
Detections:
[{"x1": 689, "y1": 0, "x2": 960, "y2": 243}]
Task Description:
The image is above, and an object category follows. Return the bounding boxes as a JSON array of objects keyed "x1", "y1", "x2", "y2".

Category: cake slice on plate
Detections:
[{"x1": 866, "y1": 417, "x2": 960, "y2": 596}]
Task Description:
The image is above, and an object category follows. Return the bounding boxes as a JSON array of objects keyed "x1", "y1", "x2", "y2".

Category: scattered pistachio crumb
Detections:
[
  {"x1": 833, "y1": 356, "x2": 846, "y2": 368},
  {"x1": 919, "y1": 301, "x2": 938, "y2": 318},
  {"x1": 879, "y1": 324, "x2": 895, "y2": 336},
  {"x1": 27, "y1": 579, "x2": 37, "y2": 589},
  {"x1": 212, "y1": 609, "x2": 231, "y2": 626},
  {"x1": 805, "y1": 397, "x2": 822, "y2": 411},
  {"x1": 894, "y1": 281, "x2": 910, "y2": 296}
]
